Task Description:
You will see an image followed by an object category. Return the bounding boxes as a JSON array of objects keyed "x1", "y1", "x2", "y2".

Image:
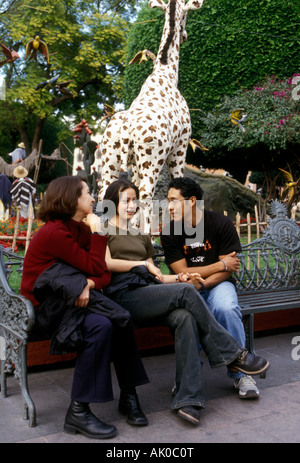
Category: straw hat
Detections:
[
  {"x1": 18, "y1": 142, "x2": 25, "y2": 149},
  {"x1": 13, "y1": 165, "x2": 28, "y2": 178}
]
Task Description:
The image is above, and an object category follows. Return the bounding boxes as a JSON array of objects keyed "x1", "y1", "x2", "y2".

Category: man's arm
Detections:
[
  {"x1": 170, "y1": 252, "x2": 240, "y2": 277},
  {"x1": 169, "y1": 252, "x2": 240, "y2": 288}
]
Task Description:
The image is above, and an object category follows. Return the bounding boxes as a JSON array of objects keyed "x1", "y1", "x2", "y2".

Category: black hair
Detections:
[
  {"x1": 103, "y1": 179, "x2": 139, "y2": 212},
  {"x1": 169, "y1": 177, "x2": 204, "y2": 200}
]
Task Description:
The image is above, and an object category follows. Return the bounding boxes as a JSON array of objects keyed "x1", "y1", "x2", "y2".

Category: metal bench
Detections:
[
  {"x1": 0, "y1": 246, "x2": 36, "y2": 427},
  {"x1": 0, "y1": 200, "x2": 299, "y2": 427}
]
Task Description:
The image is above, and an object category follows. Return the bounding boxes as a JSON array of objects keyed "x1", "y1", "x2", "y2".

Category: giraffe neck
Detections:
[{"x1": 153, "y1": 0, "x2": 183, "y2": 83}]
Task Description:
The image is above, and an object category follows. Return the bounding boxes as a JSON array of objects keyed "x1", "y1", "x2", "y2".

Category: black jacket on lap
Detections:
[{"x1": 33, "y1": 262, "x2": 131, "y2": 355}]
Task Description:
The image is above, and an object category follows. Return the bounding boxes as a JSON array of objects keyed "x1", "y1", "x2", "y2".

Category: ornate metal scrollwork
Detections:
[
  {"x1": 0, "y1": 246, "x2": 36, "y2": 426},
  {"x1": 235, "y1": 200, "x2": 299, "y2": 292}
]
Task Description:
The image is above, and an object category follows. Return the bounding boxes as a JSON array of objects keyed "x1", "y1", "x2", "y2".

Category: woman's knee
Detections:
[{"x1": 83, "y1": 313, "x2": 113, "y2": 338}]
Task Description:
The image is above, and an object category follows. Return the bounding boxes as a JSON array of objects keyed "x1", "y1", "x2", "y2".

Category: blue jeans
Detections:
[
  {"x1": 113, "y1": 282, "x2": 243, "y2": 409},
  {"x1": 201, "y1": 281, "x2": 246, "y2": 380}
]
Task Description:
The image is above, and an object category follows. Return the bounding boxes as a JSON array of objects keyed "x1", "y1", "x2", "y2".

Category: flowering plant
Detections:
[
  {"x1": 200, "y1": 73, "x2": 300, "y2": 153},
  {"x1": 0, "y1": 217, "x2": 44, "y2": 252}
]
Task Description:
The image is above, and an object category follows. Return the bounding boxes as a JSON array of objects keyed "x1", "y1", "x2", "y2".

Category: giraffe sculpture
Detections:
[{"x1": 99, "y1": 0, "x2": 204, "y2": 231}]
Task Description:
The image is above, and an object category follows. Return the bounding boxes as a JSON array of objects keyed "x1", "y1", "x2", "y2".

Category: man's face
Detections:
[{"x1": 167, "y1": 187, "x2": 191, "y2": 223}]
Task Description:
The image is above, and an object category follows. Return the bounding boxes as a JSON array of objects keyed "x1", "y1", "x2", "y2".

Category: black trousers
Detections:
[{"x1": 71, "y1": 313, "x2": 149, "y2": 403}]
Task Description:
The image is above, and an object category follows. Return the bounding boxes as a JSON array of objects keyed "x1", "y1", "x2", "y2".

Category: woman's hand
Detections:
[
  {"x1": 84, "y1": 213, "x2": 101, "y2": 233},
  {"x1": 178, "y1": 272, "x2": 205, "y2": 290},
  {"x1": 146, "y1": 261, "x2": 165, "y2": 282},
  {"x1": 75, "y1": 279, "x2": 95, "y2": 307}
]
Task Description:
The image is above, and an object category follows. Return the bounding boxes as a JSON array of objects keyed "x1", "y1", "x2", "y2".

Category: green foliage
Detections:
[
  {"x1": 0, "y1": 0, "x2": 134, "y2": 155},
  {"x1": 124, "y1": 0, "x2": 300, "y2": 138}
]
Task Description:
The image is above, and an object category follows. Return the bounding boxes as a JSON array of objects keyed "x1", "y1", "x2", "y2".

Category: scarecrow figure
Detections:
[{"x1": 10, "y1": 165, "x2": 36, "y2": 218}]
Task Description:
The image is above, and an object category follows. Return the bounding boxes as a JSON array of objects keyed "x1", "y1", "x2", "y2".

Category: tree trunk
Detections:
[
  {"x1": 16, "y1": 125, "x2": 31, "y2": 156},
  {"x1": 31, "y1": 117, "x2": 45, "y2": 151}
]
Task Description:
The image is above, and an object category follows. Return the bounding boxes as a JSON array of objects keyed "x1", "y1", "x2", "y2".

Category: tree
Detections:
[{"x1": 0, "y1": 0, "x2": 138, "y2": 159}]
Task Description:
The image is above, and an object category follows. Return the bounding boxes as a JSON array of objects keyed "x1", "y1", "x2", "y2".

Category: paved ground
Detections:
[{"x1": 1, "y1": 329, "x2": 300, "y2": 445}]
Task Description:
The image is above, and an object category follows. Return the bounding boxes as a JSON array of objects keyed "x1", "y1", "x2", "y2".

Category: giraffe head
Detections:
[{"x1": 149, "y1": 0, "x2": 204, "y2": 51}]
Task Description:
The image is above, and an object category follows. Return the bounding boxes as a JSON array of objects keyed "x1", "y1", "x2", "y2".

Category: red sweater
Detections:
[{"x1": 21, "y1": 219, "x2": 111, "y2": 308}]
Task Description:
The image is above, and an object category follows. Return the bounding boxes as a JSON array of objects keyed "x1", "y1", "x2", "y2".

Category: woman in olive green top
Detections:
[{"x1": 86, "y1": 179, "x2": 269, "y2": 426}]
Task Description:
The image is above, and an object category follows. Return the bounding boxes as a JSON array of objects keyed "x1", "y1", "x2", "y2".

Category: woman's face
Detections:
[
  {"x1": 76, "y1": 182, "x2": 95, "y2": 219},
  {"x1": 117, "y1": 187, "x2": 138, "y2": 222}
]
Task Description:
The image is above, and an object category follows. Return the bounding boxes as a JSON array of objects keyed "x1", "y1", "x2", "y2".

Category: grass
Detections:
[{"x1": 3, "y1": 249, "x2": 24, "y2": 293}]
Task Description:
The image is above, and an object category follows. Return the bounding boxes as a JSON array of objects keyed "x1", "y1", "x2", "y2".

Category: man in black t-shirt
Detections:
[{"x1": 161, "y1": 177, "x2": 260, "y2": 399}]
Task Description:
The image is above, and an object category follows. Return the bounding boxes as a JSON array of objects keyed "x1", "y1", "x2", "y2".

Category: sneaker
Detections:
[
  {"x1": 228, "y1": 349, "x2": 269, "y2": 376},
  {"x1": 234, "y1": 376, "x2": 260, "y2": 399},
  {"x1": 177, "y1": 406, "x2": 201, "y2": 425}
]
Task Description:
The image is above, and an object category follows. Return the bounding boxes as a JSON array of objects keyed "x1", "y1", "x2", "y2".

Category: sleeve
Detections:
[
  {"x1": 45, "y1": 226, "x2": 111, "y2": 289},
  {"x1": 160, "y1": 230, "x2": 186, "y2": 266},
  {"x1": 217, "y1": 217, "x2": 242, "y2": 255},
  {"x1": 145, "y1": 236, "x2": 156, "y2": 259}
]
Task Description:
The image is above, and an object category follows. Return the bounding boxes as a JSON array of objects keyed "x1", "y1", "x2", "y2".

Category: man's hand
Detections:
[{"x1": 220, "y1": 252, "x2": 240, "y2": 273}]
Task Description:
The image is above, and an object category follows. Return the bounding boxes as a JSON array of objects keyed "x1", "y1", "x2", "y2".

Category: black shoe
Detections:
[
  {"x1": 118, "y1": 393, "x2": 148, "y2": 426},
  {"x1": 177, "y1": 406, "x2": 201, "y2": 425},
  {"x1": 64, "y1": 400, "x2": 117, "y2": 439},
  {"x1": 228, "y1": 350, "x2": 270, "y2": 376}
]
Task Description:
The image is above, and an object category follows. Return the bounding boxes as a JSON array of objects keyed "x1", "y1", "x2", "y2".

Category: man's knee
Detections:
[{"x1": 208, "y1": 282, "x2": 240, "y2": 314}]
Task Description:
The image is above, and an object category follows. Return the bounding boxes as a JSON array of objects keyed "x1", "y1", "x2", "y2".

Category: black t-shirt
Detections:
[{"x1": 160, "y1": 210, "x2": 242, "y2": 269}]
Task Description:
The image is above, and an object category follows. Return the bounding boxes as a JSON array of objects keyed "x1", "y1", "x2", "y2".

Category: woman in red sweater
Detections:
[{"x1": 21, "y1": 176, "x2": 149, "y2": 439}]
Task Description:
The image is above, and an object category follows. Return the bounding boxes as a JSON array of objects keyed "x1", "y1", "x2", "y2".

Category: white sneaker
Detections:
[{"x1": 233, "y1": 375, "x2": 260, "y2": 399}]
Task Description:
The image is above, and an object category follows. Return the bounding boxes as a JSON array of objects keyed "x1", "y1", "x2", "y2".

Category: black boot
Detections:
[
  {"x1": 64, "y1": 400, "x2": 117, "y2": 439},
  {"x1": 118, "y1": 392, "x2": 148, "y2": 426},
  {"x1": 228, "y1": 350, "x2": 270, "y2": 376}
]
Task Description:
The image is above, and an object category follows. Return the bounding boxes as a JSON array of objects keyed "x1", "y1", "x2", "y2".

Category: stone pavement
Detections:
[{"x1": 1, "y1": 330, "x2": 300, "y2": 444}]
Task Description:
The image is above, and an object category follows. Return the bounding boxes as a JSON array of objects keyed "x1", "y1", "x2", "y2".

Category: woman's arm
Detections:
[
  {"x1": 105, "y1": 247, "x2": 153, "y2": 272},
  {"x1": 45, "y1": 225, "x2": 109, "y2": 278}
]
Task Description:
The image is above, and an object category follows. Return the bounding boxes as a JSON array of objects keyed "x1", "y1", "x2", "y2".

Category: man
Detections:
[
  {"x1": 161, "y1": 176, "x2": 260, "y2": 399},
  {"x1": 9, "y1": 142, "x2": 26, "y2": 164}
]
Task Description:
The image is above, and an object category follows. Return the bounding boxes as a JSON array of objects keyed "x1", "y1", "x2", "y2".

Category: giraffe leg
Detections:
[
  {"x1": 166, "y1": 147, "x2": 187, "y2": 180},
  {"x1": 135, "y1": 170, "x2": 162, "y2": 234}
]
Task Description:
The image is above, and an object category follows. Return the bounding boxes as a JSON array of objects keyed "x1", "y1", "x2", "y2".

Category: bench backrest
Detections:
[
  {"x1": 235, "y1": 201, "x2": 300, "y2": 292},
  {"x1": 0, "y1": 246, "x2": 24, "y2": 291},
  {"x1": 0, "y1": 246, "x2": 35, "y2": 348}
]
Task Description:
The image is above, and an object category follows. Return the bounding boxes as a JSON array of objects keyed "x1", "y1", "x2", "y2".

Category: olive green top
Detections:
[{"x1": 103, "y1": 222, "x2": 155, "y2": 261}]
